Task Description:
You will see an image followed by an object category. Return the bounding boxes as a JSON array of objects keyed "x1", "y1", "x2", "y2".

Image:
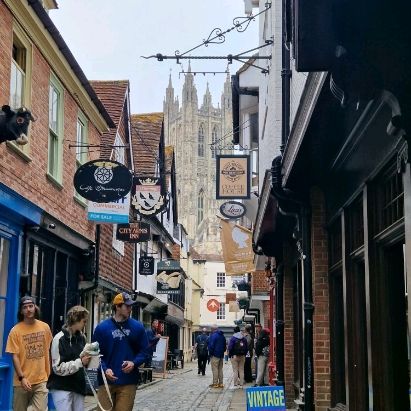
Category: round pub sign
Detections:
[
  {"x1": 220, "y1": 201, "x2": 246, "y2": 219},
  {"x1": 73, "y1": 159, "x2": 133, "y2": 203}
]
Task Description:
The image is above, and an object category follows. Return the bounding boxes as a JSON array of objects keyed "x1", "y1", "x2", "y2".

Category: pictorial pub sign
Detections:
[
  {"x1": 216, "y1": 155, "x2": 250, "y2": 200},
  {"x1": 156, "y1": 260, "x2": 181, "y2": 294},
  {"x1": 74, "y1": 159, "x2": 133, "y2": 203},
  {"x1": 116, "y1": 222, "x2": 150, "y2": 242},
  {"x1": 132, "y1": 176, "x2": 166, "y2": 216}
]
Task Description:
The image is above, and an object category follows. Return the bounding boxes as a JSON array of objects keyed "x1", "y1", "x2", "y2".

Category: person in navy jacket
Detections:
[
  {"x1": 207, "y1": 324, "x2": 227, "y2": 388},
  {"x1": 92, "y1": 292, "x2": 149, "y2": 411},
  {"x1": 145, "y1": 319, "x2": 161, "y2": 367}
]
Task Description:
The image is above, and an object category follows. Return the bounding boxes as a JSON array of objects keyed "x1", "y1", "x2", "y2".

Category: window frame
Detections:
[
  {"x1": 216, "y1": 302, "x2": 226, "y2": 320},
  {"x1": 47, "y1": 73, "x2": 64, "y2": 185},
  {"x1": 74, "y1": 111, "x2": 88, "y2": 204},
  {"x1": 197, "y1": 190, "x2": 204, "y2": 224},
  {"x1": 8, "y1": 23, "x2": 33, "y2": 159},
  {"x1": 216, "y1": 272, "x2": 226, "y2": 288}
]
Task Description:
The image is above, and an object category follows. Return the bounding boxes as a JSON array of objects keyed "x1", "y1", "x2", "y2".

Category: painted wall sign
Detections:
[
  {"x1": 132, "y1": 176, "x2": 166, "y2": 216},
  {"x1": 87, "y1": 194, "x2": 130, "y2": 224},
  {"x1": 116, "y1": 222, "x2": 150, "y2": 242},
  {"x1": 220, "y1": 201, "x2": 247, "y2": 219},
  {"x1": 207, "y1": 299, "x2": 221, "y2": 312},
  {"x1": 139, "y1": 256, "x2": 155, "y2": 275},
  {"x1": 156, "y1": 260, "x2": 181, "y2": 294},
  {"x1": 74, "y1": 160, "x2": 132, "y2": 203},
  {"x1": 246, "y1": 386, "x2": 286, "y2": 410},
  {"x1": 216, "y1": 155, "x2": 250, "y2": 199}
]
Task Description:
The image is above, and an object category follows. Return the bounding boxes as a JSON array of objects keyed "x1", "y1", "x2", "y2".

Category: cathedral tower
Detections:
[{"x1": 164, "y1": 72, "x2": 233, "y2": 254}]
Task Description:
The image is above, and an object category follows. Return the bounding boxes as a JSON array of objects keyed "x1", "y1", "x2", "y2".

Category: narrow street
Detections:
[{"x1": 132, "y1": 362, "x2": 246, "y2": 411}]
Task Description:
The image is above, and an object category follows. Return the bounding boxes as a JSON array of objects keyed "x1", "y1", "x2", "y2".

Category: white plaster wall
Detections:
[{"x1": 199, "y1": 261, "x2": 241, "y2": 327}]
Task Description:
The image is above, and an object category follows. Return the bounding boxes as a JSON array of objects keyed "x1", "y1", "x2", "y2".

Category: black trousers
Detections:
[
  {"x1": 198, "y1": 355, "x2": 207, "y2": 375},
  {"x1": 244, "y1": 356, "x2": 253, "y2": 382}
]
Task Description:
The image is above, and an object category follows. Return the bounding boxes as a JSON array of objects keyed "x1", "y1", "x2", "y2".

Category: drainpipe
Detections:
[
  {"x1": 301, "y1": 206, "x2": 314, "y2": 411},
  {"x1": 275, "y1": 263, "x2": 285, "y2": 387}
]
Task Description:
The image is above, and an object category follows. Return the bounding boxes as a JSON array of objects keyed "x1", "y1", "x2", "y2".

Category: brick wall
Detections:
[
  {"x1": 311, "y1": 187, "x2": 331, "y2": 410},
  {"x1": 0, "y1": 3, "x2": 98, "y2": 242}
]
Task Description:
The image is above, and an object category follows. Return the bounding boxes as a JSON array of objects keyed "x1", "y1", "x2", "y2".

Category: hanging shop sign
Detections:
[
  {"x1": 139, "y1": 256, "x2": 155, "y2": 275},
  {"x1": 116, "y1": 222, "x2": 150, "y2": 242},
  {"x1": 207, "y1": 299, "x2": 221, "y2": 312},
  {"x1": 220, "y1": 201, "x2": 247, "y2": 219},
  {"x1": 225, "y1": 292, "x2": 237, "y2": 304},
  {"x1": 156, "y1": 260, "x2": 181, "y2": 294},
  {"x1": 131, "y1": 176, "x2": 166, "y2": 216},
  {"x1": 220, "y1": 219, "x2": 255, "y2": 275},
  {"x1": 216, "y1": 155, "x2": 250, "y2": 200},
  {"x1": 87, "y1": 194, "x2": 130, "y2": 224},
  {"x1": 74, "y1": 159, "x2": 133, "y2": 203}
]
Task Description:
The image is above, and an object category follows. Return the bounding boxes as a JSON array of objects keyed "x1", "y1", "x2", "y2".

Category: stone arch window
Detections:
[
  {"x1": 211, "y1": 126, "x2": 218, "y2": 158},
  {"x1": 198, "y1": 124, "x2": 205, "y2": 157},
  {"x1": 198, "y1": 189, "x2": 204, "y2": 224}
]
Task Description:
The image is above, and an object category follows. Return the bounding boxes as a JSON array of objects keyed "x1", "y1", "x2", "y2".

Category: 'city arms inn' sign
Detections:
[
  {"x1": 216, "y1": 155, "x2": 250, "y2": 200},
  {"x1": 116, "y1": 222, "x2": 150, "y2": 242}
]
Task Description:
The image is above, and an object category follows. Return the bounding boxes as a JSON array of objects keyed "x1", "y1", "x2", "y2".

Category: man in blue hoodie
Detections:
[
  {"x1": 92, "y1": 292, "x2": 149, "y2": 411},
  {"x1": 207, "y1": 324, "x2": 226, "y2": 388}
]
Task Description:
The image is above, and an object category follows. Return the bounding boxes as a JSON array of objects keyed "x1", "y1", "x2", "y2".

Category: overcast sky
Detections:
[{"x1": 50, "y1": 1, "x2": 260, "y2": 114}]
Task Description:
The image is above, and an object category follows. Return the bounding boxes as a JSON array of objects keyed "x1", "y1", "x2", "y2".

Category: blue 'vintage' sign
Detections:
[{"x1": 246, "y1": 386, "x2": 286, "y2": 411}]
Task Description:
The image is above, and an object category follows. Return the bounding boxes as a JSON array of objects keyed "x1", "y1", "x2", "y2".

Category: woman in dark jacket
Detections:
[
  {"x1": 48, "y1": 306, "x2": 91, "y2": 411},
  {"x1": 254, "y1": 328, "x2": 270, "y2": 386}
]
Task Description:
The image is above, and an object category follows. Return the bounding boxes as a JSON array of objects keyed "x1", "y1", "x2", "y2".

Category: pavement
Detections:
[{"x1": 84, "y1": 360, "x2": 251, "y2": 411}]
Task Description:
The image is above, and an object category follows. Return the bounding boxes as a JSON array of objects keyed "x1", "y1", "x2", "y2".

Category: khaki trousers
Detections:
[
  {"x1": 97, "y1": 384, "x2": 137, "y2": 411},
  {"x1": 14, "y1": 381, "x2": 48, "y2": 411},
  {"x1": 210, "y1": 356, "x2": 223, "y2": 385},
  {"x1": 230, "y1": 355, "x2": 245, "y2": 386}
]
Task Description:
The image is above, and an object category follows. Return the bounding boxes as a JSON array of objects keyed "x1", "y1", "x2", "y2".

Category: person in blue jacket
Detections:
[
  {"x1": 207, "y1": 324, "x2": 227, "y2": 388},
  {"x1": 92, "y1": 292, "x2": 149, "y2": 411},
  {"x1": 145, "y1": 319, "x2": 161, "y2": 367}
]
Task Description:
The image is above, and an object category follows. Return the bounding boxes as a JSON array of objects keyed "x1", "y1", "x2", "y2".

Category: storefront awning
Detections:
[
  {"x1": 165, "y1": 302, "x2": 184, "y2": 326},
  {"x1": 143, "y1": 297, "x2": 167, "y2": 314}
]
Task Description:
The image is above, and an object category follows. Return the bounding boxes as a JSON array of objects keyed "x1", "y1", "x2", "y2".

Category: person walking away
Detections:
[
  {"x1": 196, "y1": 328, "x2": 209, "y2": 375},
  {"x1": 228, "y1": 326, "x2": 248, "y2": 388},
  {"x1": 244, "y1": 324, "x2": 254, "y2": 383},
  {"x1": 145, "y1": 319, "x2": 161, "y2": 367},
  {"x1": 254, "y1": 328, "x2": 270, "y2": 386},
  {"x1": 6, "y1": 296, "x2": 53, "y2": 411},
  {"x1": 47, "y1": 305, "x2": 91, "y2": 410},
  {"x1": 92, "y1": 292, "x2": 149, "y2": 411},
  {"x1": 253, "y1": 323, "x2": 262, "y2": 379},
  {"x1": 207, "y1": 324, "x2": 226, "y2": 388}
]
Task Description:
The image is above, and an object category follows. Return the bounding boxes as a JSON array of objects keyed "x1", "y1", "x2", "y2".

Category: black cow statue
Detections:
[{"x1": 0, "y1": 105, "x2": 35, "y2": 145}]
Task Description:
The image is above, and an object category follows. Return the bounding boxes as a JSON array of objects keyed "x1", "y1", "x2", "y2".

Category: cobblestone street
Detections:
[{"x1": 132, "y1": 361, "x2": 247, "y2": 411}]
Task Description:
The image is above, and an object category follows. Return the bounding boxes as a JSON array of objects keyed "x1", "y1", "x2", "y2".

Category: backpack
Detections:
[
  {"x1": 197, "y1": 340, "x2": 208, "y2": 357},
  {"x1": 232, "y1": 337, "x2": 248, "y2": 356}
]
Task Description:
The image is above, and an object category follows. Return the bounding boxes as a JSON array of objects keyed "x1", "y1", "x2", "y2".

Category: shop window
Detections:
[
  {"x1": 48, "y1": 74, "x2": 64, "y2": 183},
  {"x1": 373, "y1": 161, "x2": 404, "y2": 234},
  {"x1": 329, "y1": 218, "x2": 342, "y2": 267},
  {"x1": 346, "y1": 196, "x2": 364, "y2": 253},
  {"x1": 216, "y1": 302, "x2": 225, "y2": 320},
  {"x1": 217, "y1": 272, "x2": 226, "y2": 288}
]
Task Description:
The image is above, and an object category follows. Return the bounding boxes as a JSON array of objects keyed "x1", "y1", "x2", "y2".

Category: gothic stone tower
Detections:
[{"x1": 163, "y1": 67, "x2": 232, "y2": 254}]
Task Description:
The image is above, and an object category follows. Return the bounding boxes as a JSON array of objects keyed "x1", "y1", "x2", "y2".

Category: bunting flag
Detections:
[{"x1": 220, "y1": 219, "x2": 255, "y2": 275}]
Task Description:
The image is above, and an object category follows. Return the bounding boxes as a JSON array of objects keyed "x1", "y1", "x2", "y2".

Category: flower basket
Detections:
[
  {"x1": 238, "y1": 298, "x2": 249, "y2": 309},
  {"x1": 236, "y1": 281, "x2": 250, "y2": 292}
]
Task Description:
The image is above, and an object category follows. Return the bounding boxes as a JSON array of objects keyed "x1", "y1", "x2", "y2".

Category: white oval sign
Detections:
[{"x1": 220, "y1": 201, "x2": 246, "y2": 219}]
